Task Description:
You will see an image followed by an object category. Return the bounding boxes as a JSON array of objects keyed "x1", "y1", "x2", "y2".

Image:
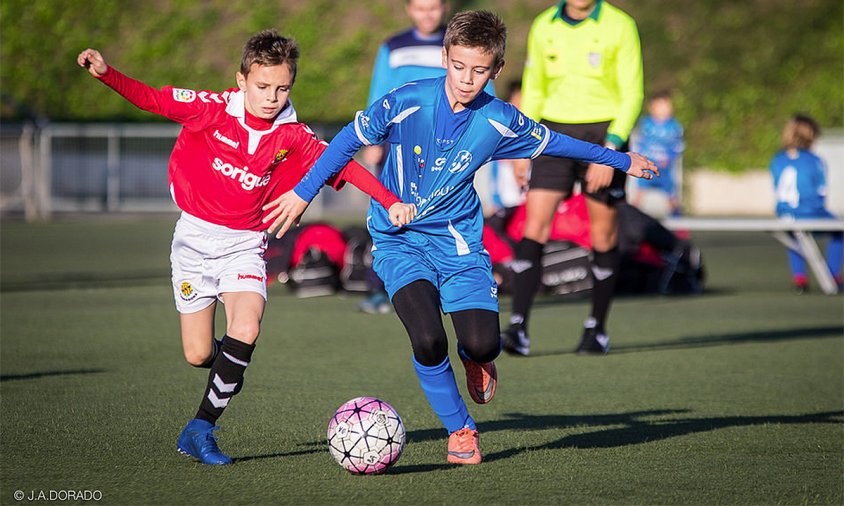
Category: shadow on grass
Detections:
[
  {"x1": 527, "y1": 325, "x2": 843, "y2": 357},
  {"x1": 481, "y1": 409, "x2": 843, "y2": 463},
  {"x1": 0, "y1": 271, "x2": 168, "y2": 292},
  {"x1": 402, "y1": 409, "x2": 842, "y2": 466},
  {"x1": 265, "y1": 409, "x2": 841, "y2": 473},
  {"x1": 0, "y1": 368, "x2": 107, "y2": 382},
  {"x1": 234, "y1": 447, "x2": 324, "y2": 463}
]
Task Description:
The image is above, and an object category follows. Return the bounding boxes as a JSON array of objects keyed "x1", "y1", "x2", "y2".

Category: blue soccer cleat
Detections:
[{"x1": 177, "y1": 418, "x2": 232, "y2": 465}]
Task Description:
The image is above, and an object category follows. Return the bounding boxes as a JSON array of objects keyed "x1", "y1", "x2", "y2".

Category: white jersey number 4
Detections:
[{"x1": 775, "y1": 166, "x2": 799, "y2": 209}]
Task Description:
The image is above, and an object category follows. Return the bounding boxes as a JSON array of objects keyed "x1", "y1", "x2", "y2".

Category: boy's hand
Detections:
[
  {"x1": 77, "y1": 48, "x2": 108, "y2": 77},
  {"x1": 388, "y1": 202, "x2": 417, "y2": 227},
  {"x1": 262, "y1": 190, "x2": 309, "y2": 238},
  {"x1": 585, "y1": 163, "x2": 616, "y2": 193},
  {"x1": 512, "y1": 158, "x2": 531, "y2": 188},
  {"x1": 625, "y1": 152, "x2": 660, "y2": 180}
]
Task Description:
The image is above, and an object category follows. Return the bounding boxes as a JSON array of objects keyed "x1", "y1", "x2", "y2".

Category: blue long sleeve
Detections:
[
  {"x1": 294, "y1": 123, "x2": 365, "y2": 202},
  {"x1": 543, "y1": 132, "x2": 631, "y2": 172}
]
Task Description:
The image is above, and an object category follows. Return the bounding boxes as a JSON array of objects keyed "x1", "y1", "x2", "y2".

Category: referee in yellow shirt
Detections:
[{"x1": 502, "y1": 0, "x2": 644, "y2": 356}]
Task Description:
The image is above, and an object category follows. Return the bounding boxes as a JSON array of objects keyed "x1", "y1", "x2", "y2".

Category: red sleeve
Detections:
[
  {"x1": 96, "y1": 67, "x2": 209, "y2": 126},
  {"x1": 288, "y1": 124, "x2": 401, "y2": 210},
  {"x1": 335, "y1": 161, "x2": 401, "y2": 210}
]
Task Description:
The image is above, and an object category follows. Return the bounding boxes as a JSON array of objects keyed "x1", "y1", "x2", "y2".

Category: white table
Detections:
[{"x1": 662, "y1": 217, "x2": 844, "y2": 295}]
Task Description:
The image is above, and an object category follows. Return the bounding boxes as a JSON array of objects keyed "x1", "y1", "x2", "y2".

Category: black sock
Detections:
[
  {"x1": 195, "y1": 338, "x2": 223, "y2": 369},
  {"x1": 195, "y1": 335, "x2": 255, "y2": 425},
  {"x1": 590, "y1": 247, "x2": 620, "y2": 332},
  {"x1": 509, "y1": 238, "x2": 544, "y2": 331}
]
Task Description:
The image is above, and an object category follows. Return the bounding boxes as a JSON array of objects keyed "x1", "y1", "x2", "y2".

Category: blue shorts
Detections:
[{"x1": 371, "y1": 230, "x2": 499, "y2": 314}]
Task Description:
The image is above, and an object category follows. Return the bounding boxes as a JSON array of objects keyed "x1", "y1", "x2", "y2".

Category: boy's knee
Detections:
[
  {"x1": 462, "y1": 339, "x2": 500, "y2": 364},
  {"x1": 226, "y1": 321, "x2": 261, "y2": 344},
  {"x1": 184, "y1": 348, "x2": 212, "y2": 368}
]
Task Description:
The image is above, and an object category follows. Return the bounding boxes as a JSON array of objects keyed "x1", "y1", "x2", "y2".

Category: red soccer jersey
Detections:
[{"x1": 97, "y1": 68, "x2": 398, "y2": 231}]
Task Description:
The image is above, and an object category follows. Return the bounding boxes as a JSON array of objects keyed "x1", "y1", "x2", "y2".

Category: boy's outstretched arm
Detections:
[{"x1": 262, "y1": 189, "x2": 416, "y2": 239}]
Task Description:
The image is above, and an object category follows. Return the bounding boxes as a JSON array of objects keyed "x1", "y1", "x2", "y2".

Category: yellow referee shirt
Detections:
[{"x1": 521, "y1": 0, "x2": 644, "y2": 147}]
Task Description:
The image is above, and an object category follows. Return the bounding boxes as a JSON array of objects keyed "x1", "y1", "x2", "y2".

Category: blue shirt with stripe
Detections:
[{"x1": 296, "y1": 77, "x2": 631, "y2": 255}]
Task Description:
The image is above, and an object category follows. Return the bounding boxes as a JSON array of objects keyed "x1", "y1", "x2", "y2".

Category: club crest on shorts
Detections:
[{"x1": 179, "y1": 281, "x2": 198, "y2": 301}]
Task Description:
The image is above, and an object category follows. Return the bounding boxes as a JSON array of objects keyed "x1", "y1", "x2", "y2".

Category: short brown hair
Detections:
[
  {"x1": 443, "y1": 10, "x2": 506, "y2": 67},
  {"x1": 240, "y1": 29, "x2": 299, "y2": 81},
  {"x1": 781, "y1": 113, "x2": 819, "y2": 150}
]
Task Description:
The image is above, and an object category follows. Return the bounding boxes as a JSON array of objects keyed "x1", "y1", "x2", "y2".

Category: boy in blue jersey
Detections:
[
  {"x1": 264, "y1": 10, "x2": 658, "y2": 464},
  {"x1": 631, "y1": 91, "x2": 685, "y2": 217},
  {"x1": 770, "y1": 114, "x2": 843, "y2": 293}
]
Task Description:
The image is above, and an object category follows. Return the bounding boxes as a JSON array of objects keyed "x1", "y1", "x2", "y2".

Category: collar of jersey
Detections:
[
  {"x1": 553, "y1": 0, "x2": 603, "y2": 24},
  {"x1": 434, "y1": 80, "x2": 473, "y2": 152},
  {"x1": 225, "y1": 90, "x2": 299, "y2": 126}
]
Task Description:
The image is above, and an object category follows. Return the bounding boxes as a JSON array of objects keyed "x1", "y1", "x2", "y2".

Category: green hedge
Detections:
[{"x1": 2, "y1": 0, "x2": 841, "y2": 171}]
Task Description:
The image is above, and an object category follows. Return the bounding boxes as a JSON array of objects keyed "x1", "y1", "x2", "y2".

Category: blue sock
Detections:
[
  {"x1": 826, "y1": 232, "x2": 843, "y2": 279},
  {"x1": 412, "y1": 355, "x2": 475, "y2": 434},
  {"x1": 787, "y1": 248, "x2": 807, "y2": 279}
]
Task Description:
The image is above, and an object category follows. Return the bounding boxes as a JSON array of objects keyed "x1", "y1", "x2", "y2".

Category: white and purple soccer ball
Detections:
[{"x1": 327, "y1": 396, "x2": 406, "y2": 474}]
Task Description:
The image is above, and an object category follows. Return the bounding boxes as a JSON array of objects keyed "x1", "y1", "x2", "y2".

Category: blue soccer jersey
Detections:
[
  {"x1": 295, "y1": 77, "x2": 630, "y2": 307},
  {"x1": 632, "y1": 116, "x2": 684, "y2": 194},
  {"x1": 770, "y1": 148, "x2": 833, "y2": 219}
]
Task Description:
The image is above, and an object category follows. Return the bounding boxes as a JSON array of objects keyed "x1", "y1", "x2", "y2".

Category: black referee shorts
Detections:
[{"x1": 529, "y1": 120, "x2": 627, "y2": 206}]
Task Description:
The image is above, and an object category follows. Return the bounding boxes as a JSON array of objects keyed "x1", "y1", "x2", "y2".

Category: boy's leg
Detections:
[
  {"x1": 178, "y1": 292, "x2": 263, "y2": 465},
  {"x1": 786, "y1": 241, "x2": 809, "y2": 292},
  {"x1": 180, "y1": 303, "x2": 221, "y2": 368},
  {"x1": 578, "y1": 196, "x2": 620, "y2": 355},
  {"x1": 452, "y1": 309, "x2": 500, "y2": 404},
  {"x1": 392, "y1": 280, "x2": 480, "y2": 464},
  {"x1": 825, "y1": 232, "x2": 843, "y2": 288}
]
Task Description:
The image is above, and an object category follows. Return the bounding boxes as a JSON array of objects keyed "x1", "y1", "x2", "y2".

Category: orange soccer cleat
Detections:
[
  {"x1": 460, "y1": 357, "x2": 497, "y2": 404},
  {"x1": 447, "y1": 427, "x2": 481, "y2": 465}
]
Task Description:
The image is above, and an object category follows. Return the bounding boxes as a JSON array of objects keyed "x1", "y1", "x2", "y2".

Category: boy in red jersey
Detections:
[{"x1": 77, "y1": 29, "x2": 416, "y2": 465}]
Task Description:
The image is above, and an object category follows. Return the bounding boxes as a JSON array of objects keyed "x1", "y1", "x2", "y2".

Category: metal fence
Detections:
[{"x1": 0, "y1": 121, "x2": 370, "y2": 220}]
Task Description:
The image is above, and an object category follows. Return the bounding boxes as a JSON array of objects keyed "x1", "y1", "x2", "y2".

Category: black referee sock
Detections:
[
  {"x1": 590, "y1": 247, "x2": 620, "y2": 332},
  {"x1": 195, "y1": 335, "x2": 255, "y2": 425},
  {"x1": 509, "y1": 238, "x2": 544, "y2": 331}
]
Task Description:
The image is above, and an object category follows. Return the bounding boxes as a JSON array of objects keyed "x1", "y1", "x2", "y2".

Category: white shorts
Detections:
[{"x1": 170, "y1": 212, "x2": 268, "y2": 314}]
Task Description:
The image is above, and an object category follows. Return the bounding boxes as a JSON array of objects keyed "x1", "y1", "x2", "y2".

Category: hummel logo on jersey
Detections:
[
  {"x1": 432, "y1": 157, "x2": 447, "y2": 171},
  {"x1": 382, "y1": 99, "x2": 391, "y2": 110},
  {"x1": 213, "y1": 130, "x2": 239, "y2": 149},
  {"x1": 211, "y1": 157, "x2": 270, "y2": 191},
  {"x1": 173, "y1": 88, "x2": 196, "y2": 103}
]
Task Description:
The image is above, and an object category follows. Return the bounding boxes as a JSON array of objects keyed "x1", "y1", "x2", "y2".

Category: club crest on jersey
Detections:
[
  {"x1": 588, "y1": 52, "x2": 602, "y2": 68},
  {"x1": 179, "y1": 281, "x2": 198, "y2": 301},
  {"x1": 173, "y1": 88, "x2": 196, "y2": 103},
  {"x1": 448, "y1": 150, "x2": 473, "y2": 174},
  {"x1": 273, "y1": 149, "x2": 289, "y2": 164}
]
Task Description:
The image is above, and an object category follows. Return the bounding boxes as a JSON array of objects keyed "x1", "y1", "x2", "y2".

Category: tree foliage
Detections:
[{"x1": 2, "y1": 0, "x2": 841, "y2": 171}]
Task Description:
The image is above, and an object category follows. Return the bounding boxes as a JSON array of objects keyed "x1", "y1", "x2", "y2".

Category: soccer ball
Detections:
[{"x1": 327, "y1": 396, "x2": 406, "y2": 474}]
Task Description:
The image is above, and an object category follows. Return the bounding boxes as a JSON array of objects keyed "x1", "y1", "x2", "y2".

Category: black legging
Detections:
[{"x1": 392, "y1": 280, "x2": 500, "y2": 366}]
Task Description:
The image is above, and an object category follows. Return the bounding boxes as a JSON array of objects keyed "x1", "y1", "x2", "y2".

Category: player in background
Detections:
[
  {"x1": 630, "y1": 90, "x2": 685, "y2": 218},
  {"x1": 262, "y1": 11, "x2": 657, "y2": 464},
  {"x1": 77, "y1": 30, "x2": 416, "y2": 465},
  {"x1": 501, "y1": 0, "x2": 644, "y2": 357},
  {"x1": 770, "y1": 114, "x2": 842, "y2": 294},
  {"x1": 359, "y1": 0, "x2": 496, "y2": 314}
]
